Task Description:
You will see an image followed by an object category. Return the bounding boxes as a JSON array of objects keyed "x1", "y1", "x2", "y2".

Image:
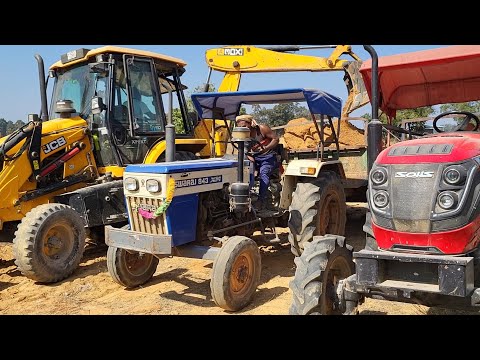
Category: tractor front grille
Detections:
[
  {"x1": 126, "y1": 196, "x2": 166, "y2": 235},
  {"x1": 390, "y1": 163, "x2": 440, "y2": 233}
]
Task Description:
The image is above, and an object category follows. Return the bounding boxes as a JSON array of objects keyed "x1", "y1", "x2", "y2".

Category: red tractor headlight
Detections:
[
  {"x1": 443, "y1": 166, "x2": 466, "y2": 185},
  {"x1": 373, "y1": 191, "x2": 389, "y2": 208},
  {"x1": 371, "y1": 167, "x2": 387, "y2": 185},
  {"x1": 437, "y1": 191, "x2": 458, "y2": 210}
]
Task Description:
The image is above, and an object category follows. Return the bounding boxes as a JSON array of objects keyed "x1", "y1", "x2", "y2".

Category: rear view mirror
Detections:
[
  {"x1": 89, "y1": 62, "x2": 109, "y2": 77},
  {"x1": 91, "y1": 96, "x2": 106, "y2": 115}
]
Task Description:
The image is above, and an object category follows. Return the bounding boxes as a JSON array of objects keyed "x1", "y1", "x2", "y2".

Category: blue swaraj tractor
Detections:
[{"x1": 105, "y1": 87, "x2": 358, "y2": 311}]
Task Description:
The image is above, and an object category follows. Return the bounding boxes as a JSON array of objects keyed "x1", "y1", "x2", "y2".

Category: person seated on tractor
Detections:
[
  {"x1": 126, "y1": 87, "x2": 156, "y2": 130},
  {"x1": 235, "y1": 114, "x2": 279, "y2": 211}
]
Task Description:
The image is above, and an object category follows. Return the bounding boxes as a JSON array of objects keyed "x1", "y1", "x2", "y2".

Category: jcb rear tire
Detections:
[
  {"x1": 288, "y1": 171, "x2": 346, "y2": 256},
  {"x1": 107, "y1": 246, "x2": 159, "y2": 288},
  {"x1": 289, "y1": 235, "x2": 356, "y2": 315},
  {"x1": 211, "y1": 236, "x2": 261, "y2": 312},
  {"x1": 13, "y1": 203, "x2": 86, "y2": 283}
]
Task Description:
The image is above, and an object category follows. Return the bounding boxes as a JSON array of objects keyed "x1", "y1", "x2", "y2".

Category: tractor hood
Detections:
[{"x1": 375, "y1": 132, "x2": 480, "y2": 165}]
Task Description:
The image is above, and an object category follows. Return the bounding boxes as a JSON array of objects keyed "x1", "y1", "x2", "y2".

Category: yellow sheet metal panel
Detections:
[
  {"x1": 206, "y1": 45, "x2": 349, "y2": 73},
  {"x1": 98, "y1": 166, "x2": 124, "y2": 178},
  {"x1": 143, "y1": 138, "x2": 208, "y2": 164},
  {"x1": 50, "y1": 46, "x2": 187, "y2": 70}
]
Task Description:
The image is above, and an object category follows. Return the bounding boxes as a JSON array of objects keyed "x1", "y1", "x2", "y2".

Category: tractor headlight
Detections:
[
  {"x1": 437, "y1": 191, "x2": 458, "y2": 210},
  {"x1": 443, "y1": 166, "x2": 466, "y2": 185},
  {"x1": 146, "y1": 179, "x2": 161, "y2": 193},
  {"x1": 124, "y1": 177, "x2": 139, "y2": 191},
  {"x1": 373, "y1": 190, "x2": 389, "y2": 208},
  {"x1": 371, "y1": 167, "x2": 387, "y2": 185},
  {"x1": 299, "y1": 167, "x2": 316, "y2": 175}
]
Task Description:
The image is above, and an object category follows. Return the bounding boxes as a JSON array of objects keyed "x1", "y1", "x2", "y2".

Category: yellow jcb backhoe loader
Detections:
[{"x1": 0, "y1": 46, "x2": 228, "y2": 283}]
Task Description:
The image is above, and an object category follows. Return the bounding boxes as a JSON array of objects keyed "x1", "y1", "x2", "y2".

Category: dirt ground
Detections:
[{"x1": 0, "y1": 203, "x2": 478, "y2": 315}]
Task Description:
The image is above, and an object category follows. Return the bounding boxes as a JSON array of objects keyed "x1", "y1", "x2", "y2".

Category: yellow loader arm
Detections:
[{"x1": 205, "y1": 45, "x2": 369, "y2": 117}]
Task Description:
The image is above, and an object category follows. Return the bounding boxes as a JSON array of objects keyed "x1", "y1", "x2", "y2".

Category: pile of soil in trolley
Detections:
[{"x1": 281, "y1": 118, "x2": 365, "y2": 150}]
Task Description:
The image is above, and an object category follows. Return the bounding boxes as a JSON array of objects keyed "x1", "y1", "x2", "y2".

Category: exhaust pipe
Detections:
[
  {"x1": 229, "y1": 127, "x2": 251, "y2": 213},
  {"x1": 363, "y1": 45, "x2": 382, "y2": 173},
  {"x1": 35, "y1": 54, "x2": 49, "y2": 122},
  {"x1": 165, "y1": 88, "x2": 176, "y2": 162}
]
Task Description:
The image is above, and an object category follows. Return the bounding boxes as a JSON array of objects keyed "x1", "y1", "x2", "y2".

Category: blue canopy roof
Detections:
[{"x1": 190, "y1": 88, "x2": 342, "y2": 121}]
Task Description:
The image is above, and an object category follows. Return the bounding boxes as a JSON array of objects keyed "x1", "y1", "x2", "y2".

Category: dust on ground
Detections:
[{"x1": 0, "y1": 203, "x2": 477, "y2": 315}]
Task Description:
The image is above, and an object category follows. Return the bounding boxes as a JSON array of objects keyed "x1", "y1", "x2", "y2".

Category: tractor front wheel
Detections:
[
  {"x1": 211, "y1": 236, "x2": 261, "y2": 312},
  {"x1": 107, "y1": 246, "x2": 159, "y2": 288},
  {"x1": 289, "y1": 235, "x2": 357, "y2": 315}
]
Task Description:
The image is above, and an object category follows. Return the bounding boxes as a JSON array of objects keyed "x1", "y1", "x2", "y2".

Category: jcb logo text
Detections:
[{"x1": 43, "y1": 136, "x2": 67, "y2": 154}]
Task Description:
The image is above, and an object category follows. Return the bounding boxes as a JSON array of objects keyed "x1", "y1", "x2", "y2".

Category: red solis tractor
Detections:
[{"x1": 289, "y1": 45, "x2": 480, "y2": 314}]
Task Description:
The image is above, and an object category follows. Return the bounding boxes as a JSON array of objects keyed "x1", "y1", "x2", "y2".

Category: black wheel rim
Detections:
[{"x1": 323, "y1": 255, "x2": 352, "y2": 315}]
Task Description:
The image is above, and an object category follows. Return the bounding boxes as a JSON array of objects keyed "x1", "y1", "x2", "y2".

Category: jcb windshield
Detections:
[{"x1": 50, "y1": 64, "x2": 105, "y2": 119}]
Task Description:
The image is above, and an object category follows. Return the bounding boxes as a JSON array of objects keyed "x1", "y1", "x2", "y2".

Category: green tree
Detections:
[
  {"x1": 6, "y1": 120, "x2": 15, "y2": 134},
  {"x1": 14, "y1": 120, "x2": 25, "y2": 129},
  {"x1": 439, "y1": 101, "x2": 480, "y2": 128},
  {"x1": 0, "y1": 118, "x2": 7, "y2": 137},
  {"x1": 251, "y1": 103, "x2": 311, "y2": 127},
  {"x1": 396, "y1": 107, "x2": 434, "y2": 133},
  {"x1": 361, "y1": 106, "x2": 434, "y2": 134},
  {"x1": 171, "y1": 108, "x2": 184, "y2": 133},
  {"x1": 172, "y1": 83, "x2": 217, "y2": 134},
  {"x1": 361, "y1": 106, "x2": 434, "y2": 127},
  {"x1": 440, "y1": 101, "x2": 480, "y2": 113}
]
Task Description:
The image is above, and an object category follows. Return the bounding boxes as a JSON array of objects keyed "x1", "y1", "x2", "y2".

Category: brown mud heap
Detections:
[{"x1": 281, "y1": 118, "x2": 366, "y2": 150}]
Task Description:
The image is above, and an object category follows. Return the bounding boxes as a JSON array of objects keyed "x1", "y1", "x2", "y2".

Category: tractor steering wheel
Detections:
[
  {"x1": 246, "y1": 138, "x2": 266, "y2": 157},
  {"x1": 432, "y1": 111, "x2": 480, "y2": 133}
]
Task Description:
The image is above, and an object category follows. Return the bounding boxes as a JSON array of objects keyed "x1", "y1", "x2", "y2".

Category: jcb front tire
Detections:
[
  {"x1": 289, "y1": 235, "x2": 356, "y2": 315},
  {"x1": 107, "y1": 246, "x2": 159, "y2": 288},
  {"x1": 13, "y1": 203, "x2": 86, "y2": 283},
  {"x1": 211, "y1": 236, "x2": 261, "y2": 312},
  {"x1": 288, "y1": 171, "x2": 346, "y2": 256}
]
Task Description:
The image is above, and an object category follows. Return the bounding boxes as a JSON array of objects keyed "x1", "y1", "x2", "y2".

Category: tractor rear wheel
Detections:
[
  {"x1": 211, "y1": 236, "x2": 261, "y2": 312},
  {"x1": 107, "y1": 246, "x2": 159, "y2": 288},
  {"x1": 13, "y1": 203, "x2": 86, "y2": 283},
  {"x1": 288, "y1": 171, "x2": 346, "y2": 256},
  {"x1": 289, "y1": 235, "x2": 356, "y2": 315}
]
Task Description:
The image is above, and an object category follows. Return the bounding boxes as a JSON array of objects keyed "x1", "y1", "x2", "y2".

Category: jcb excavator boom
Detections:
[{"x1": 205, "y1": 45, "x2": 369, "y2": 117}]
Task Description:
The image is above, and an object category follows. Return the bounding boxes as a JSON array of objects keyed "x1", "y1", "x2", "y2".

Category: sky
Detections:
[{"x1": 0, "y1": 45, "x2": 449, "y2": 121}]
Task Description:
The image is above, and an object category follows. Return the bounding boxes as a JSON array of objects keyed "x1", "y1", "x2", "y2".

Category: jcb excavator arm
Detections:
[{"x1": 205, "y1": 45, "x2": 369, "y2": 117}]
